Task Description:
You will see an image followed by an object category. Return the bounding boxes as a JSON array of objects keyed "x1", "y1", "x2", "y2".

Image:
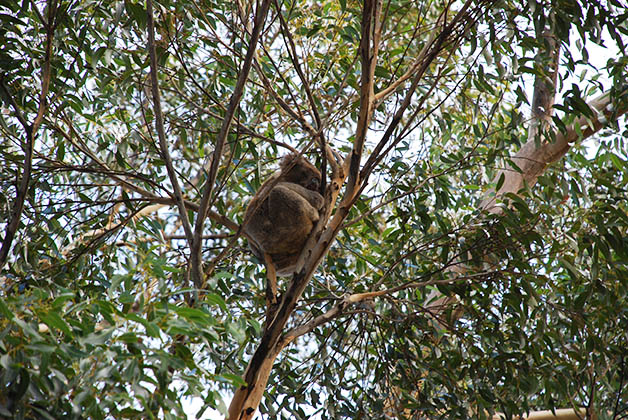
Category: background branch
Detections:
[{"x1": 0, "y1": 0, "x2": 56, "y2": 269}]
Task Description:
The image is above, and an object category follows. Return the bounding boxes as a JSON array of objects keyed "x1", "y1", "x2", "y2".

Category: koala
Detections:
[{"x1": 244, "y1": 154, "x2": 324, "y2": 276}]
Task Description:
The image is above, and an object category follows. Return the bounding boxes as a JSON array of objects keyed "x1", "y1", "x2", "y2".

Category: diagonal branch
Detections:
[
  {"x1": 360, "y1": 0, "x2": 481, "y2": 184},
  {"x1": 492, "y1": 408, "x2": 588, "y2": 420},
  {"x1": 373, "y1": 12, "x2": 445, "y2": 104},
  {"x1": 189, "y1": 0, "x2": 272, "y2": 289},
  {"x1": 227, "y1": 144, "x2": 346, "y2": 420},
  {"x1": 479, "y1": 86, "x2": 628, "y2": 216},
  {"x1": 283, "y1": 268, "x2": 500, "y2": 342},
  {"x1": 252, "y1": 57, "x2": 318, "y2": 138},
  {"x1": 480, "y1": 31, "x2": 561, "y2": 213}
]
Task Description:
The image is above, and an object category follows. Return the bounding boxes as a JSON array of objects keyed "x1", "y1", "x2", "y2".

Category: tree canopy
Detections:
[{"x1": 1, "y1": 0, "x2": 627, "y2": 419}]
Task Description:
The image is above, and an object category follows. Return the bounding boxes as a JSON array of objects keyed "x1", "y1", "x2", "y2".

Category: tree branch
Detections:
[
  {"x1": 252, "y1": 57, "x2": 318, "y2": 138},
  {"x1": 492, "y1": 408, "x2": 588, "y2": 420},
  {"x1": 372, "y1": 13, "x2": 444, "y2": 104},
  {"x1": 146, "y1": 0, "x2": 195, "y2": 245},
  {"x1": 480, "y1": 31, "x2": 561, "y2": 213},
  {"x1": 479, "y1": 90, "x2": 628, "y2": 213},
  {"x1": 360, "y1": 0, "x2": 480, "y2": 184},
  {"x1": 190, "y1": 0, "x2": 272, "y2": 289},
  {"x1": 343, "y1": 0, "x2": 382, "y2": 203},
  {"x1": 283, "y1": 269, "x2": 497, "y2": 342}
]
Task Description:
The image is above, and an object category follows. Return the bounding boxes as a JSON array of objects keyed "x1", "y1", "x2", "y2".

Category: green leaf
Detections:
[
  {"x1": 25, "y1": 342, "x2": 57, "y2": 353},
  {"x1": 218, "y1": 373, "x2": 246, "y2": 387},
  {"x1": 0, "y1": 299, "x2": 14, "y2": 320},
  {"x1": 41, "y1": 311, "x2": 72, "y2": 336},
  {"x1": 204, "y1": 292, "x2": 227, "y2": 311},
  {"x1": 496, "y1": 173, "x2": 505, "y2": 191}
]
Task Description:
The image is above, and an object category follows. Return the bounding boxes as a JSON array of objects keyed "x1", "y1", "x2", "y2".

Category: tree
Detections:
[{"x1": 1, "y1": 0, "x2": 627, "y2": 419}]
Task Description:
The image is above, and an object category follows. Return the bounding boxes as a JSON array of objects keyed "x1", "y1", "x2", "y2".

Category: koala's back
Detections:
[{"x1": 246, "y1": 189, "x2": 316, "y2": 256}]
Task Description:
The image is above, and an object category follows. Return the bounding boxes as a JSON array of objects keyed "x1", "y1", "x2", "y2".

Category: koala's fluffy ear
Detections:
[{"x1": 279, "y1": 153, "x2": 299, "y2": 171}]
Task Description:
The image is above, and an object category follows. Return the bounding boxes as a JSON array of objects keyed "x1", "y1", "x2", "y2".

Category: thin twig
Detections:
[
  {"x1": 252, "y1": 57, "x2": 317, "y2": 137},
  {"x1": 273, "y1": 0, "x2": 321, "y2": 129},
  {"x1": 284, "y1": 269, "x2": 498, "y2": 341}
]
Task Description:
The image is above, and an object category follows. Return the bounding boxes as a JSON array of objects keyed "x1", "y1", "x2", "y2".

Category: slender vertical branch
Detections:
[
  {"x1": 0, "y1": 87, "x2": 36, "y2": 269},
  {"x1": 0, "y1": 0, "x2": 56, "y2": 269},
  {"x1": 613, "y1": 355, "x2": 625, "y2": 419},
  {"x1": 361, "y1": 0, "x2": 478, "y2": 183},
  {"x1": 146, "y1": 0, "x2": 195, "y2": 245},
  {"x1": 189, "y1": 0, "x2": 272, "y2": 290}
]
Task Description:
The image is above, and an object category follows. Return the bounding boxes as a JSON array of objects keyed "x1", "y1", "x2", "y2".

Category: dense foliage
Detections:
[{"x1": 1, "y1": 0, "x2": 627, "y2": 419}]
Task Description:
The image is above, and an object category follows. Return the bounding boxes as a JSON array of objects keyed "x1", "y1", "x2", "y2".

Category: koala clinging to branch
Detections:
[{"x1": 244, "y1": 154, "x2": 324, "y2": 277}]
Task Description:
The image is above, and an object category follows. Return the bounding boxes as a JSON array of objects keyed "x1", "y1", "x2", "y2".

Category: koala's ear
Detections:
[{"x1": 279, "y1": 153, "x2": 297, "y2": 171}]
